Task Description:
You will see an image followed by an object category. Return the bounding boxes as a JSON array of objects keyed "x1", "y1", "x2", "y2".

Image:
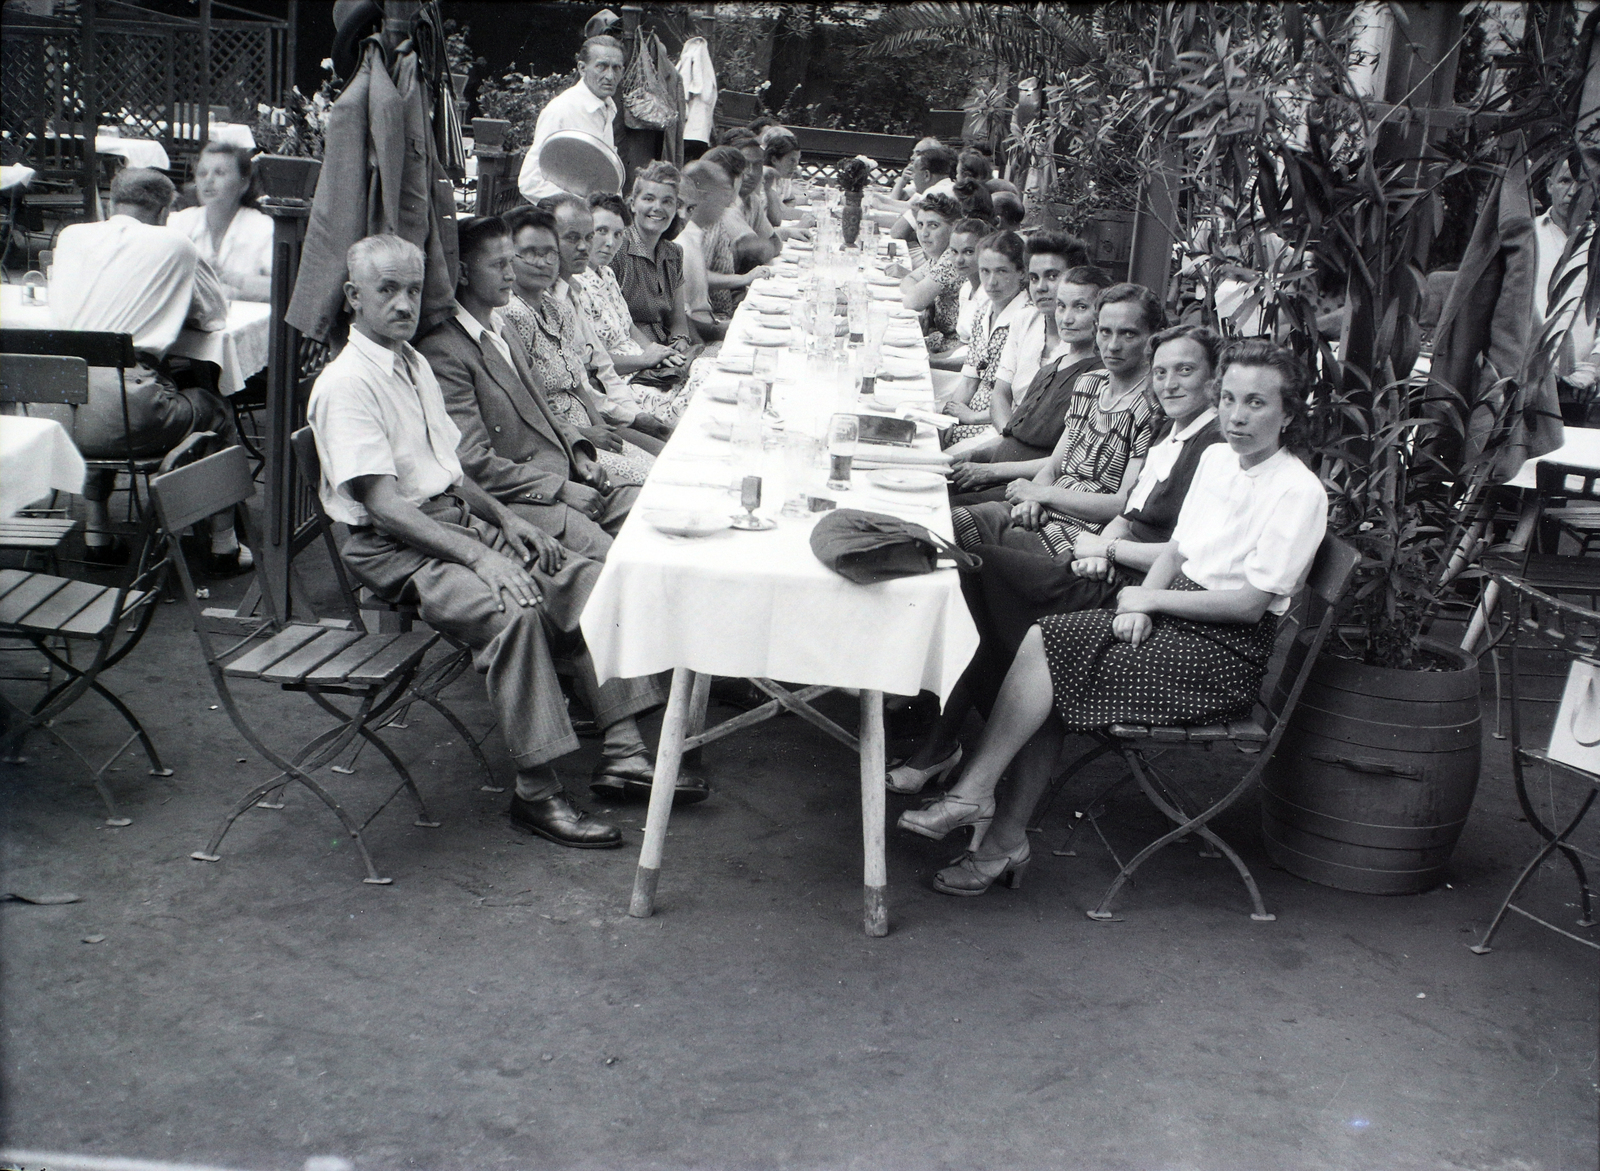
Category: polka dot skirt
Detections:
[{"x1": 1038, "y1": 575, "x2": 1278, "y2": 731}]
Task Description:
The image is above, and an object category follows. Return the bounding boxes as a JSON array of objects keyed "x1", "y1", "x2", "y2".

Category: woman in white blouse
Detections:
[
  {"x1": 940, "y1": 230, "x2": 1030, "y2": 448},
  {"x1": 899, "y1": 340, "x2": 1328, "y2": 896},
  {"x1": 169, "y1": 142, "x2": 273, "y2": 301}
]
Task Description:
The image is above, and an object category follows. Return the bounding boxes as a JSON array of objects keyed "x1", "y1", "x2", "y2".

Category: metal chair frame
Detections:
[
  {"x1": 0, "y1": 433, "x2": 212, "y2": 823},
  {"x1": 151, "y1": 445, "x2": 443, "y2": 885},
  {"x1": 1471, "y1": 576, "x2": 1600, "y2": 954},
  {"x1": 1030, "y1": 535, "x2": 1360, "y2": 921},
  {"x1": 287, "y1": 426, "x2": 500, "y2": 793}
]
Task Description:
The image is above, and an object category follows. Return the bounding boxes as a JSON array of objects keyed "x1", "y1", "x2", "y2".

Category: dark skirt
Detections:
[{"x1": 1038, "y1": 575, "x2": 1277, "y2": 732}]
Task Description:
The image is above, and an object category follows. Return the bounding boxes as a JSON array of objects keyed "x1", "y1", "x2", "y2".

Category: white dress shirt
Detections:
[
  {"x1": 1126, "y1": 408, "x2": 1218, "y2": 513},
  {"x1": 517, "y1": 80, "x2": 617, "y2": 201},
  {"x1": 1171, "y1": 444, "x2": 1328, "y2": 616},
  {"x1": 49, "y1": 214, "x2": 228, "y2": 358},
  {"x1": 307, "y1": 326, "x2": 464, "y2": 527},
  {"x1": 168, "y1": 204, "x2": 274, "y2": 298},
  {"x1": 897, "y1": 176, "x2": 958, "y2": 235},
  {"x1": 992, "y1": 304, "x2": 1069, "y2": 398},
  {"x1": 1534, "y1": 211, "x2": 1598, "y2": 377},
  {"x1": 676, "y1": 221, "x2": 712, "y2": 317}
]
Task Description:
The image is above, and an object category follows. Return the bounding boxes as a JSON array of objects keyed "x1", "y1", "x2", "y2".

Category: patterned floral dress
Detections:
[
  {"x1": 572, "y1": 266, "x2": 692, "y2": 425},
  {"x1": 920, "y1": 251, "x2": 965, "y2": 353},
  {"x1": 499, "y1": 291, "x2": 654, "y2": 485}
]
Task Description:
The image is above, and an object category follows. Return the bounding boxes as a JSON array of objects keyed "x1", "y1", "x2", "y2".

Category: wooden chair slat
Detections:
[
  {"x1": 224, "y1": 624, "x2": 328, "y2": 679},
  {"x1": 0, "y1": 329, "x2": 136, "y2": 367},
  {"x1": 0, "y1": 518, "x2": 79, "y2": 531},
  {"x1": 0, "y1": 568, "x2": 30, "y2": 599},
  {"x1": 0, "y1": 353, "x2": 90, "y2": 404},
  {"x1": 343, "y1": 631, "x2": 438, "y2": 684},
  {"x1": 150, "y1": 445, "x2": 255, "y2": 533},
  {"x1": 1186, "y1": 724, "x2": 1230, "y2": 741},
  {"x1": 0, "y1": 534, "x2": 71, "y2": 549},
  {"x1": 260, "y1": 629, "x2": 367, "y2": 684},
  {"x1": 0, "y1": 573, "x2": 71, "y2": 625},
  {"x1": 57, "y1": 588, "x2": 149, "y2": 637},
  {"x1": 1226, "y1": 718, "x2": 1268, "y2": 742},
  {"x1": 16, "y1": 579, "x2": 109, "y2": 631},
  {"x1": 304, "y1": 632, "x2": 403, "y2": 685},
  {"x1": 1109, "y1": 723, "x2": 1149, "y2": 739}
]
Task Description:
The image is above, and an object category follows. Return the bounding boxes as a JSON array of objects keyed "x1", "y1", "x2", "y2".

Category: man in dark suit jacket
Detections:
[{"x1": 417, "y1": 215, "x2": 638, "y2": 561}]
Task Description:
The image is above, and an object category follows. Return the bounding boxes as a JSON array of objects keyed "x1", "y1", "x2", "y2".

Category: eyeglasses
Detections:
[{"x1": 514, "y1": 248, "x2": 558, "y2": 264}]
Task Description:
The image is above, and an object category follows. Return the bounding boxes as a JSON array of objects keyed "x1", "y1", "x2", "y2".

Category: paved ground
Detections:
[{"x1": 2, "y1": 572, "x2": 1596, "y2": 1171}]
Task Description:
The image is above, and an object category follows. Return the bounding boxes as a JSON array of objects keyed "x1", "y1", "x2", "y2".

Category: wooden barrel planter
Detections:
[{"x1": 1262, "y1": 638, "x2": 1481, "y2": 895}]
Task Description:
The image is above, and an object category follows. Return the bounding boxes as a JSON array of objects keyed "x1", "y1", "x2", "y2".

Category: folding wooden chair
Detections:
[
  {"x1": 1032, "y1": 535, "x2": 1360, "y2": 921},
  {"x1": 0, "y1": 353, "x2": 89, "y2": 568},
  {"x1": 1470, "y1": 577, "x2": 1600, "y2": 954},
  {"x1": 151, "y1": 445, "x2": 444, "y2": 885},
  {"x1": 288, "y1": 426, "x2": 500, "y2": 792},
  {"x1": 1535, "y1": 461, "x2": 1600, "y2": 559},
  {"x1": 0, "y1": 433, "x2": 212, "y2": 824}
]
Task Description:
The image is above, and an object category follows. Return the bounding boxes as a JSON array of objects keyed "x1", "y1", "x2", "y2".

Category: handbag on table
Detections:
[{"x1": 810, "y1": 509, "x2": 982, "y2": 585}]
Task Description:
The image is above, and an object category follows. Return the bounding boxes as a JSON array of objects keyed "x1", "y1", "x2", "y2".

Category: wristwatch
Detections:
[{"x1": 1106, "y1": 539, "x2": 1119, "y2": 567}]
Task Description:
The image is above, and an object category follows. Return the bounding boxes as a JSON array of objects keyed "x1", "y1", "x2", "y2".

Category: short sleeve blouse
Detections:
[
  {"x1": 1172, "y1": 445, "x2": 1329, "y2": 615},
  {"x1": 610, "y1": 225, "x2": 684, "y2": 344},
  {"x1": 1037, "y1": 373, "x2": 1155, "y2": 558}
]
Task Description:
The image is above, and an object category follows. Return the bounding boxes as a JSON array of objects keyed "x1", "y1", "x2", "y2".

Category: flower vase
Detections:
[{"x1": 842, "y1": 192, "x2": 863, "y2": 246}]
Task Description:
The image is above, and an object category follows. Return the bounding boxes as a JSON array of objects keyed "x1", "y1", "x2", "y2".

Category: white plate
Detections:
[
  {"x1": 866, "y1": 274, "x2": 899, "y2": 287},
  {"x1": 701, "y1": 381, "x2": 739, "y2": 404},
  {"x1": 703, "y1": 417, "x2": 733, "y2": 440},
  {"x1": 642, "y1": 509, "x2": 733, "y2": 538},
  {"x1": 747, "y1": 331, "x2": 789, "y2": 347},
  {"x1": 868, "y1": 469, "x2": 947, "y2": 492}
]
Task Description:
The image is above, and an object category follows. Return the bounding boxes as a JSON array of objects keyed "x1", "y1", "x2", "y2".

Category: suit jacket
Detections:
[{"x1": 417, "y1": 314, "x2": 596, "y2": 507}]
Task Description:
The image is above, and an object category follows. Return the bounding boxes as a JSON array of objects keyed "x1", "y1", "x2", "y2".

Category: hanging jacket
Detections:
[
  {"x1": 286, "y1": 38, "x2": 459, "y2": 342},
  {"x1": 676, "y1": 36, "x2": 716, "y2": 144}
]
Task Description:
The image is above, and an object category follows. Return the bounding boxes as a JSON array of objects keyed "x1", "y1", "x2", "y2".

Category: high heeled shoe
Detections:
[
  {"x1": 885, "y1": 743, "x2": 963, "y2": 795},
  {"x1": 896, "y1": 791, "x2": 994, "y2": 842},
  {"x1": 932, "y1": 839, "x2": 1031, "y2": 897}
]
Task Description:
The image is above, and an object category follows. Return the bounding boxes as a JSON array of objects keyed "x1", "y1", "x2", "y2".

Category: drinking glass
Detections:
[
  {"x1": 826, "y1": 413, "x2": 858, "y2": 491},
  {"x1": 734, "y1": 379, "x2": 766, "y2": 464},
  {"x1": 781, "y1": 431, "x2": 822, "y2": 517}
]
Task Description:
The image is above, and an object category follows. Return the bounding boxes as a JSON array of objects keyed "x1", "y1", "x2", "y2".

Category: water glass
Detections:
[
  {"x1": 734, "y1": 379, "x2": 766, "y2": 464},
  {"x1": 826, "y1": 413, "x2": 858, "y2": 491},
  {"x1": 781, "y1": 431, "x2": 822, "y2": 517}
]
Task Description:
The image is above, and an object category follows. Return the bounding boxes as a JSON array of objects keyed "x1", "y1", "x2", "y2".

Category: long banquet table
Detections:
[
  {"x1": 0, "y1": 284, "x2": 271, "y2": 398},
  {"x1": 580, "y1": 238, "x2": 979, "y2": 936}
]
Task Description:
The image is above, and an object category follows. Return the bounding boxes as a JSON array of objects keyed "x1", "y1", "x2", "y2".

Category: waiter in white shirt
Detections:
[
  {"x1": 48, "y1": 166, "x2": 242, "y2": 569},
  {"x1": 517, "y1": 35, "x2": 625, "y2": 202}
]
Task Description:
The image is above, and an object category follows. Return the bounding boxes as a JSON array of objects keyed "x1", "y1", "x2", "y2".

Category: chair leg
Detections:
[
  {"x1": 1471, "y1": 790, "x2": 1599, "y2": 954},
  {"x1": 1087, "y1": 748, "x2": 1274, "y2": 922},
  {"x1": 1027, "y1": 738, "x2": 1115, "y2": 836},
  {"x1": 349, "y1": 722, "x2": 440, "y2": 829}
]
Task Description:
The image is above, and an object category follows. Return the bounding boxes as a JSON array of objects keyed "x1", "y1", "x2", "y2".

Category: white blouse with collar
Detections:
[
  {"x1": 1171, "y1": 444, "x2": 1328, "y2": 616},
  {"x1": 168, "y1": 204, "x2": 274, "y2": 298}
]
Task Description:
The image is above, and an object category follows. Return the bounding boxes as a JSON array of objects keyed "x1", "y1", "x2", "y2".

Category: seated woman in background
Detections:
[
  {"x1": 576, "y1": 192, "x2": 688, "y2": 416},
  {"x1": 957, "y1": 148, "x2": 992, "y2": 186},
  {"x1": 951, "y1": 282, "x2": 1160, "y2": 561},
  {"x1": 762, "y1": 130, "x2": 812, "y2": 240},
  {"x1": 949, "y1": 265, "x2": 1111, "y2": 499},
  {"x1": 992, "y1": 190, "x2": 1026, "y2": 233},
  {"x1": 940, "y1": 230, "x2": 1030, "y2": 448},
  {"x1": 698, "y1": 146, "x2": 773, "y2": 318},
  {"x1": 169, "y1": 141, "x2": 272, "y2": 301},
  {"x1": 952, "y1": 176, "x2": 995, "y2": 225},
  {"x1": 890, "y1": 325, "x2": 1223, "y2": 798},
  {"x1": 898, "y1": 341, "x2": 1328, "y2": 897},
  {"x1": 501, "y1": 205, "x2": 656, "y2": 486},
  {"x1": 896, "y1": 195, "x2": 970, "y2": 354},
  {"x1": 610, "y1": 160, "x2": 697, "y2": 355}
]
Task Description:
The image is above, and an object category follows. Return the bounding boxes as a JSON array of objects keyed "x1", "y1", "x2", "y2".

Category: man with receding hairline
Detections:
[
  {"x1": 517, "y1": 34, "x2": 625, "y2": 201},
  {"x1": 308, "y1": 234, "x2": 696, "y2": 851}
]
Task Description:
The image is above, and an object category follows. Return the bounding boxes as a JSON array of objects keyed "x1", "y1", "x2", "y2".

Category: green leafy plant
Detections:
[{"x1": 475, "y1": 67, "x2": 577, "y2": 156}]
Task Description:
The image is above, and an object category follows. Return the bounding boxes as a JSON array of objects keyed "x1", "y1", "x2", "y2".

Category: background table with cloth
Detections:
[
  {"x1": 1, "y1": 284, "x2": 270, "y2": 398},
  {"x1": 0, "y1": 415, "x2": 85, "y2": 517},
  {"x1": 580, "y1": 242, "x2": 977, "y2": 936}
]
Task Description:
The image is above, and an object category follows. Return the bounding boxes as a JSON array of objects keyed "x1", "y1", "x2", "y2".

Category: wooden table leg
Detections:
[
  {"x1": 630, "y1": 666, "x2": 695, "y2": 918},
  {"x1": 683, "y1": 670, "x2": 713, "y2": 769},
  {"x1": 859, "y1": 689, "x2": 889, "y2": 937}
]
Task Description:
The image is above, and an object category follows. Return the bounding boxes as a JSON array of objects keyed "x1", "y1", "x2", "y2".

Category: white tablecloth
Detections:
[
  {"x1": 1505, "y1": 427, "x2": 1600, "y2": 489},
  {"x1": 0, "y1": 415, "x2": 85, "y2": 517},
  {"x1": 581, "y1": 248, "x2": 978, "y2": 701},
  {"x1": 95, "y1": 135, "x2": 170, "y2": 170},
  {"x1": 0, "y1": 284, "x2": 271, "y2": 397},
  {"x1": 0, "y1": 165, "x2": 35, "y2": 193}
]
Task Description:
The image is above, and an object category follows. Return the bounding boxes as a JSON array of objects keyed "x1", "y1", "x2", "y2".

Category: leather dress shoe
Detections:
[
  {"x1": 507, "y1": 791, "x2": 622, "y2": 848},
  {"x1": 590, "y1": 755, "x2": 710, "y2": 806}
]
